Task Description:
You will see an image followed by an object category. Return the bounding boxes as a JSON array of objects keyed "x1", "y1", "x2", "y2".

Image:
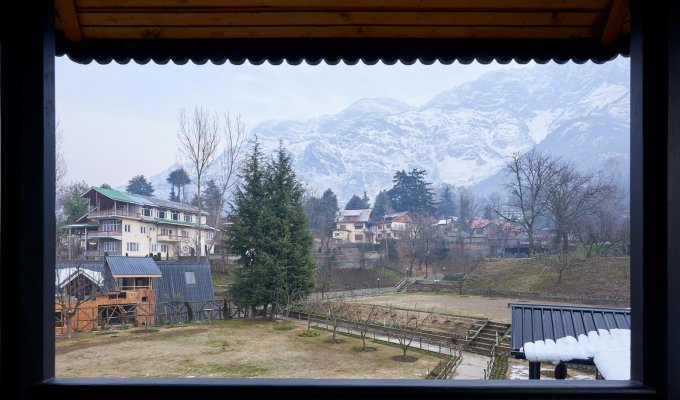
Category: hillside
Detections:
[{"x1": 464, "y1": 257, "x2": 630, "y2": 306}]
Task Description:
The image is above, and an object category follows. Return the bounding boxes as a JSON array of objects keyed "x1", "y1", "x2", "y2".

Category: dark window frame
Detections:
[{"x1": 2, "y1": 2, "x2": 678, "y2": 400}]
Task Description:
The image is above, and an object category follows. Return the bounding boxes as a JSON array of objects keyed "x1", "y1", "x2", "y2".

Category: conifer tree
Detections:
[{"x1": 227, "y1": 140, "x2": 271, "y2": 314}]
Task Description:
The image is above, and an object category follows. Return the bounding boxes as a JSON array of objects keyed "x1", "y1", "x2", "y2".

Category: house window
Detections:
[
  {"x1": 354, "y1": 224, "x2": 363, "y2": 229},
  {"x1": 185, "y1": 272, "x2": 196, "y2": 285},
  {"x1": 206, "y1": 231, "x2": 214, "y2": 241},
  {"x1": 158, "y1": 209, "x2": 166, "y2": 219},
  {"x1": 55, "y1": 311, "x2": 63, "y2": 328},
  {"x1": 355, "y1": 234, "x2": 363, "y2": 241},
  {"x1": 171, "y1": 211, "x2": 179, "y2": 220},
  {"x1": 101, "y1": 241, "x2": 119, "y2": 252},
  {"x1": 150, "y1": 244, "x2": 157, "y2": 252},
  {"x1": 142, "y1": 207, "x2": 151, "y2": 217},
  {"x1": 161, "y1": 244, "x2": 169, "y2": 253},
  {"x1": 184, "y1": 214, "x2": 193, "y2": 223},
  {"x1": 124, "y1": 224, "x2": 131, "y2": 232},
  {"x1": 126, "y1": 242, "x2": 139, "y2": 252},
  {"x1": 160, "y1": 228, "x2": 169, "y2": 236},
  {"x1": 140, "y1": 226, "x2": 146, "y2": 234},
  {"x1": 378, "y1": 224, "x2": 383, "y2": 229},
  {"x1": 100, "y1": 219, "x2": 121, "y2": 232},
  {"x1": 340, "y1": 224, "x2": 346, "y2": 230},
  {"x1": 181, "y1": 230, "x2": 189, "y2": 238}
]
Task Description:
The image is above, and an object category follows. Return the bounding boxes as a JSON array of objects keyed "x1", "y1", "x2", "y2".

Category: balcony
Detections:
[
  {"x1": 88, "y1": 209, "x2": 138, "y2": 218},
  {"x1": 158, "y1": 234, "x2": 185, "y2": 242},
  {"x1": 87, "y1": 230, "x2": 122, "y2": 238}
]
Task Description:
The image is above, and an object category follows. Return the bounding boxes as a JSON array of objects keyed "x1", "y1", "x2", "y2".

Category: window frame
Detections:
[{"x1": 3, "y1": 2, "x2": 678, "y2": 400}]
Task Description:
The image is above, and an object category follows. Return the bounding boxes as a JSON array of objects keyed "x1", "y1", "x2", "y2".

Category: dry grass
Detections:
[
  {"x1": 56, "y1": 319, "x2": 441, "y2": 379},
  {"x1": 465, "y1": 256, "x2": 630, "y2": 305}
]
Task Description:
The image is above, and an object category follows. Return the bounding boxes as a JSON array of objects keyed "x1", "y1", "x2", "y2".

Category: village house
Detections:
[
  {"x1": 375, "y1": 211, "x2": 414, "y2": 241},
  {"x1": 62, "y1": 187, "x2": 218, "y2": 261},
  {"x1": 55, "y1": 256, "x2": 216, "y2": 334},
  {"x1": 332, "y1": 208, "x2": 374, "y2": 243},
  {"x1": 55, "y1": 256, "x2": 161, "y2": 334}
]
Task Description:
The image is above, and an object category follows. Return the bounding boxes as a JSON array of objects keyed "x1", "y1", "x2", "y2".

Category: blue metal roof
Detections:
[
  {"x1": 509, "y1": 303, "x2": 631, "y2": 357},
  {"x1": 105, "y1": 256, "x2": 161, "y2": 277},
  {"x1": 152, "y1": 261, "x2": 214, "y2": 304}
]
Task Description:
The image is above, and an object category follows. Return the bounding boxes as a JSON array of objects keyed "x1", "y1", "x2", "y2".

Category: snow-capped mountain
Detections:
[{"x1": 140, "y1": 57, "x2": 630, "y2": 205}]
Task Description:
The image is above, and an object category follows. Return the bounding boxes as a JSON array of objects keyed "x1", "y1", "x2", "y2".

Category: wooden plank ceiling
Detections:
[{"x1": 55, "y1": 0, "x2": 630, "y2": 44}]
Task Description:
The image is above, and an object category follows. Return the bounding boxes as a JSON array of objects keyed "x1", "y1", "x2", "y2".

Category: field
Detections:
[{"x1": 56, "y1": 319, "x2": 442, "y2": 379}]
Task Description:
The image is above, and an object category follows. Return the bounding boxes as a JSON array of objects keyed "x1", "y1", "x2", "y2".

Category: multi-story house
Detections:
[
  {"x1": 375, "y1": 211, "x2": 413, "y2": 241},
  {"x1": 332, "y1": 208, "x2": 374, "y2": 243},
  {"x1": 63, "y1": 187, "x2": 217, "y2": 260}
]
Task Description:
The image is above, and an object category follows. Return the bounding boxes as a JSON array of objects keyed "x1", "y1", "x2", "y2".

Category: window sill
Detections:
[{"x1": 37, "y1": 378, "x2": 655, "y2": 399}]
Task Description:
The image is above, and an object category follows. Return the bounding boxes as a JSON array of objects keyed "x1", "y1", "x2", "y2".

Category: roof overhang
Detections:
[{"x1": 55, "y1": 0, "x2": 629, "y2": 65}]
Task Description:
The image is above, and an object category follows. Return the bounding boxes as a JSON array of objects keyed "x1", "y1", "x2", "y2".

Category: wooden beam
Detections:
[
  {"x1": 74, "y1": 0, "x2": 612, "y2": 12},
  {"x1": 78, "y1": 11, "x2": 607, "y2": 27},
  {"x1": 56, "y1": 0, "x2": 83, "y2": 41},
  {"x1": 80, "y1": 25, "x2": 600, "y2": 40},
  {"x1": 601, "y1": 0, "x2": 629, "y2": 44}
]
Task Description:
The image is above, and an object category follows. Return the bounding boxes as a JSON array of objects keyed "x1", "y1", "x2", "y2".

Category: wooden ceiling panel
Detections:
[{"x1": 55, "y1": 0, "x2": 629, "y2": 64}]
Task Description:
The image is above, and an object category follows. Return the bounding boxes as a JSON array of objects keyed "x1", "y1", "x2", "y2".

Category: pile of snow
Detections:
[{"x1": 522, "y1": 328, "x2": 630, "y2": 380}]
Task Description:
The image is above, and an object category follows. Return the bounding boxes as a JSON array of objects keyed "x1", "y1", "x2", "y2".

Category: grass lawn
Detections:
[{"x1": 56, "y1": 319, "x2": 441, "y2": 379}]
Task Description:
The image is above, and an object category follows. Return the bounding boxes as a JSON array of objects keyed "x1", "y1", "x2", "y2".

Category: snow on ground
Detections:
[{"x1": 509, "y1": 363, "x2": 594, "y2": 380}]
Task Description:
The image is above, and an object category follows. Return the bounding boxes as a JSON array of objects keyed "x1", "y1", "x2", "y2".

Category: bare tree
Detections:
[
  {"x1": 55, "y1": 120, "x2": 68, "y2": 204},
  {"x1": 299, "y1": 296, "x2": 322, "y2": 335},
  {"x1": 177, "y1": 107, "x2": 220, "y2": 260},
  {"x1": 320, "y1": 297, "x2": 349, "y2": 342},
  {"x1": 494, "y1": 150, "x2": 561, "y2": 256},
  {"x1": 55, "y1": 264, "x2": 103, "y2": 338},
  {"x1": 348, "y1": 303, "x2": 379, "y2": 351},
  {"x1": 574, "y1": 186, "x2": 629, "y2": 257},
  {"x1": 539, "y1": 251, "x2": 577, "y2": 284},
  {"x1": 214, "y1": 113, "x2": 247, "y2": 229},
  {"x1": 388, "y1": 304, "x2": 434, "y2": 358},
  {"x1": 546, "y1": 162, "x2": 615, "y2": 254}
]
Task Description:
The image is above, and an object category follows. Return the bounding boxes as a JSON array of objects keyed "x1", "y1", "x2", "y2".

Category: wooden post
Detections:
[{"x1": 529, "y1": 361, "x2": 541, "y2": 379}]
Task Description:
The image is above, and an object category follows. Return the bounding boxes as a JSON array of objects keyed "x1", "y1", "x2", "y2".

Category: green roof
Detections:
[
  {"x1": 155, "y1": 218, "x2": 194, "y2": 226},
  {"x1": 60, "y1": 223, "x2": 98, "y2": 229},
  {"x1": 91, "y1": 187, "x2": 136, "y2": 202}
]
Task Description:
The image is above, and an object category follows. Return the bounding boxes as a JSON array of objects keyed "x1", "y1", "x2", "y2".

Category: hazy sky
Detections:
[{"x1": 56, "y1": 57, "x2": 528, "y2": 187}]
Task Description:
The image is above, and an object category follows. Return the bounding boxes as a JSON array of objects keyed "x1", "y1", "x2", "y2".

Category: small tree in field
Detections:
[
  {"x1": 388, "y1": 305, "x2": 433, "y2": 359},
  {"x1": 349, "y1": 303, "x2": 378, "y2": 351},
  {"x1": 321, "y1": 297, "x2": 349, "y2": 343}
]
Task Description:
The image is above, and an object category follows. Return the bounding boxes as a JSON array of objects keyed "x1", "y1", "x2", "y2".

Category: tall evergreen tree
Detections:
[
  {"x1": 436, "y1": 185, "x2": 457, "y2": 219},
  {"x1": 169, "y1": 186, "x2": 179, "y2": 202},
  {"x1": 361, "y1": 191, "x2": 371, "y2": 208},
  {"x1": 167, "y1": 167, "x2": 192, "y2": 202},
  {"x1": 265, "y1": 143, "x2": 316, "y2": 317},
  {"x1": 202, "y1": 179, "x2": 223, "y2": 225},
  {"x1": 227, "y1": 140, "x2": 271, "y2": 314},
  {"x1": 126, "y1": 175, "x2": 154, "y2": 196},
  {"x1": 227, "y1": 140, "x2": 315, "y2": 317},
  {"x1": 387, "y1": 168, "x2": 435, "y2": 215},
  {"x1": 372, "y1": 190, "x2": 392, "y2": 222},
  {"x1": 305, "y1": 188, "x2": 339, "y2": 240},
  {"x1": 345, "y1": 193, "x2": 370, "y2": 210}
]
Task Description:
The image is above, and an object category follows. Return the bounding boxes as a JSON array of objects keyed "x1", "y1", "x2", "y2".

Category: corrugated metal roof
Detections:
[
  {"x1": 152, "y1": 261, "x2": 214, "y2": 304},
  {"x1": 91, "y1": 187, "x2": 136, "y2": 203},
  {"x1": 105, "y1": 256, "x2": 162, "y2": 277},
  {"x1": 509, "y1": 303, "x2": 631, "y2": 359}
]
